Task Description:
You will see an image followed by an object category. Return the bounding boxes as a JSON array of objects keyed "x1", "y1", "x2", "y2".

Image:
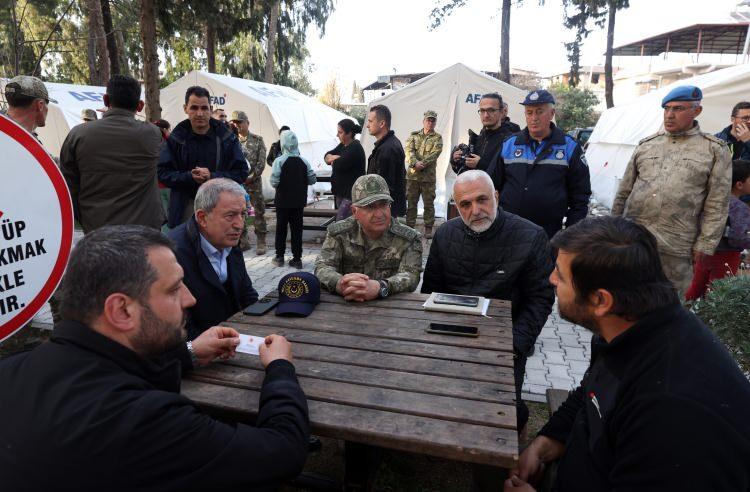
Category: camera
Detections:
[{"x1": 457, "y1": 130, "x2": 479, "y2": 165}]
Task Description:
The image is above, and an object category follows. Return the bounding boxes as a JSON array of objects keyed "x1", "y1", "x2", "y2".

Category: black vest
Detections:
[{"x1": 275, "y1": 156, "x2": 308, "y2": 208}]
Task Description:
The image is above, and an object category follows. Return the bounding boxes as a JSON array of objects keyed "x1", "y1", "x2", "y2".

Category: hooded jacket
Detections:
[{"x1": 270, "y1": 130, "x2": 317, "y2": 208}]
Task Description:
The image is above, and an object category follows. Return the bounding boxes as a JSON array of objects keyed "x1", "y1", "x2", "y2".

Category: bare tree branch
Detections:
[{"x1": 33, "y1": 0, "x2": 77, "y2": 76}]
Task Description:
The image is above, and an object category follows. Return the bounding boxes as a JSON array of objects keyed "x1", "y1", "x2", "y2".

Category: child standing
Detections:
[
  {"x1": 686, "y1": 159, "x2": 750, "y2": 299},
  {"x1": 270, "y1": 130, "x2": 316, "y2": 269}
]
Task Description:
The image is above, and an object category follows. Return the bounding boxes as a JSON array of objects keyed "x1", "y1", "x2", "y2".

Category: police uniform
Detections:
[
  {"x1": 612, "y1": 86, "x2": 732, "y2": 295},
  {"x1": 498, "y1": 90, "x2": 591, "y2": 239},
  {"x1": 314, "y1": 175, "x2": 423, "y2": 295},
  {"x1": 232, "y1": 110, "x2": 268, "y2": 254},
  {"x1": 405, "y1": 110, "x2": 443, "y2": 235}
]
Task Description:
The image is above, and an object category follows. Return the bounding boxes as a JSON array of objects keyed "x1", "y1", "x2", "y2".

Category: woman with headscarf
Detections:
[
  {"x1": 270, "y1": 130, "x2": 317, "y2": 269},
  {"x1": 324, "y1": 119, "x2": 366, "y2": 220}
]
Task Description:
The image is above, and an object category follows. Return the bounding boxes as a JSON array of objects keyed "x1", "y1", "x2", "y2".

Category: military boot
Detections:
[
  {"x1": 424, "y1": 226, "x2": 433, "y2": 239},
  {"x1": 255, "y1": 233, "x2": 267, "y2": 255}
]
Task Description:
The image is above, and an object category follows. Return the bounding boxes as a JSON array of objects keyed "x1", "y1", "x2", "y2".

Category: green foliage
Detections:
[
  {"x1": 548, "y1": 83, "x2": 599, "y2": 132},
  {"x1": 693, "y1": 274, "x2": 750, "y2": 373}
]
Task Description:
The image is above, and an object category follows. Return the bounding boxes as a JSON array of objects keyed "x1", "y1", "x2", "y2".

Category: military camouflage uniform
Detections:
[
  {"x1": 405, "y1": 128, "x2": 443, "y2": 229},
  {"x1": 238, "y1": 131, "x2": 267, "y2": 250},
  {"x1": 611, "y1": 123, "x2": 732, "y2": 295}
]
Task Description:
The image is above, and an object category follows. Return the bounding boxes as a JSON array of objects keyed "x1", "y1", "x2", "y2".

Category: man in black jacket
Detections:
[
  {"x1": 168, "y1": 178, "x2": 259, "y2": 340},
  {"x1": 0, "y1": 225, "x2": 309, "y2": 491},
  {"x1": 366, "y1": 104, "x2": 407, "y2": 216},
  {"x1": 158, "y1": 86, "x2": 249, "y2": 229},
  {"x1": 451, "y1": 93, "x2": 514, "y2": 190},
  {"x1": 505, "y1": 216, "x2": 750, "y2": 492},
  {"x1": 421, "y1": 170, "x2": 554, "y2": 429}
]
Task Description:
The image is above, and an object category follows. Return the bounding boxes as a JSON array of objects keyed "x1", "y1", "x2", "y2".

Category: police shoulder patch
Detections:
[
  {"x1": 327, "y1": 216, "x2": 356, "y2": 236},
  {"x1": 390, "y1": 221, "x2": 420, "y2": 241}
]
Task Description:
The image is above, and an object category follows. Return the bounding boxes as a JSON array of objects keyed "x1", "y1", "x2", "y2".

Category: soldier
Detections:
[
  {"x1": 230, "y1": 110, "x2": 268, "y2": 255},
  {"x1": 405, "y1": 110, "x2": 443, "y2": 238},
  {"x1": 80, "y1": 108, "x2": 98, "y2": 122},
  {"x1": 2, "y1": 75, "x2": 55, "y2": 136},
  {"x1": 612, "y1": 86, "x2": 732, "y2": 296},
  {"x1": 314, "y1": 174, "x2": 423, "y2": 301}
]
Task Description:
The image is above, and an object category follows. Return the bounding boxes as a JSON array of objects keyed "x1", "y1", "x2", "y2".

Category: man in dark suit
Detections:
[{"x1": 168, "y1": 178, "x2": 258, "y2": 339}]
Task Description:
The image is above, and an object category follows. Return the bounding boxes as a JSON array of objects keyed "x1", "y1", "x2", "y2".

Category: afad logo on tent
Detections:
[{"x1": 210, "y1": 93, "x2": 228, "y2": 106}]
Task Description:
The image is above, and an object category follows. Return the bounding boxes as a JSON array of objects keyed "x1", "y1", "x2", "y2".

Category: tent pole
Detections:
[{"x1": 742, "y1": 25, "x2": 750, "y2": 63}]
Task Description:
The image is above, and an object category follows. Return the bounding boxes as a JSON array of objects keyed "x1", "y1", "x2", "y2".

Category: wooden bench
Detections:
[{"x1": 546, "y1": 389, "x2": 570, "y2": 416}]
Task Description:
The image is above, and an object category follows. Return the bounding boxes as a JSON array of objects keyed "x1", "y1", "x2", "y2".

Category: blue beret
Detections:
[
  {"x1": 521, "y1": 89, "x2": 555, "y2": 106},
  {"x1": 661, "y1": 86, "x2": 702, "y2": 107}
]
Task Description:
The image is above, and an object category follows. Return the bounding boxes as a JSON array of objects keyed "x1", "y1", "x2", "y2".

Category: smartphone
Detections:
[
  {"x1": 242, "y1": 298, "x2": 279, "y2": 316},
  {"x1": 433, "y1": 293, "x2": 480, "y2": 308},
  {"x1": 426, "y1": 322, "x2": 479, "y2": 338}
]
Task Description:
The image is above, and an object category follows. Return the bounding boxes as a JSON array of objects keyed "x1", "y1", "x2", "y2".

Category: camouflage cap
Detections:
[
  {"x1": 423, "y1": 110, "x2": 437, "y2": 120},
  {"x1": 81, "y1": 108, "x2": 98, "y2": 121},
  {"x1": 4, "y1": 75, "x2": 57, "y2": 103},
  {"x1": 230, "y1": 110, "x2": 248, "y2": 122},
  {"x1": 351, "y1": 174, "x2": 393, "y2": 207}
]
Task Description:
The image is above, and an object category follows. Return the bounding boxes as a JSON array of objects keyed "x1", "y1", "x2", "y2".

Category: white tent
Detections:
[
  {"x1": 0, "y1": 79, "x2": 111, "y2": 157},
  {"x1": 586, "y1": 64, "x2": 750, "y2": 209},
  {"x1": 160, "y1": 71, "x2": 353, "y2": 198},
  {"x1": 360, "y1": 63, "x2": 527, "y2": 218}
]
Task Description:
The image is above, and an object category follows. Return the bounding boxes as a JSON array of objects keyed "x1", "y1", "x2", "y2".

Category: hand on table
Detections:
[
  {"x1": 503, "y1": 476, "x2": 536, "y2": 492},
  {"x1": 259, "y1": 334, "x2": 293, "y2": 367},
  {"x1": 335, "y1": 273, "x2": 380, "y2": 302},
  {"x1": 191, "y1": 326, "x2": 240, "y2": 366}
]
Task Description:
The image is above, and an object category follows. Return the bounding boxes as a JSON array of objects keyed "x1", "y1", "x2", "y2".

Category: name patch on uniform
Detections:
[
  {"x1": 555, "y1": 150, "x2": 565, "y2": 160},
  {"x1": 514, "y1": 148, "x2": 523, "y2": 157}
]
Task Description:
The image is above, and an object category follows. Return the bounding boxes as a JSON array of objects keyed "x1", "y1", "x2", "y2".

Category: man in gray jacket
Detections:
[{"x1": 60, "y1": 75, "x2": 165, "y2": 233}]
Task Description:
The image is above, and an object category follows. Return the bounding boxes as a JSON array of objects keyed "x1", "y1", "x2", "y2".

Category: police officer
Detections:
[
  {"x1": 81, "y1": 108, "x2": 98, "y2": 122},
  {"x1": 230, "y1": 110, "x2": 268, "y2": 255},
  {"x1": 314, "y1": 174, "x2": 423, "y2": 301},
  {"x1": 612, "y1": 86, "x2": 732, "y2": 296},
  {"x1": 405, "y1": 110, "x2": 443, "y2": 238},
  {"x1": 498, "y1": 89, "x2": 591, "y2": 239}
]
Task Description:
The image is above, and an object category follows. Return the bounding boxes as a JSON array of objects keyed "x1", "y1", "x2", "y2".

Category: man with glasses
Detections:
[
  {"x1": 612, "y1": 86, "x2": 731, "y2": 296},
  {"x1": 451, "y1": 93, "x2": 511, "y2": 190},
  {"x1": 315, "y1": 174, "x2": 422, "y2": 302},
  {"x1": 497, "y1": 89, "x2": 591, "y2": 239},
  {"x1": 2, "y1": 75, "x2": 54, "y2": 137},
  {"x1": 715, "y1": 101, "x2": 750, "y2": 160}
]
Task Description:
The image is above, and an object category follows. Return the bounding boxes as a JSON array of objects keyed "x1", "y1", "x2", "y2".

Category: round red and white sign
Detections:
[{"x1": 0, "y1": 114, "x2": 73, "y2": 342}]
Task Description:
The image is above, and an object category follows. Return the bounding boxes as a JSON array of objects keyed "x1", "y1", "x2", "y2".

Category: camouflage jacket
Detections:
[
  {"x1": 611, "y1": 124, "x2": 732, "y2": 256},
  {"x1": 405, "y1": 129, "x2": 443, "y2": 182},
  {"x1": 239, "y1": 132, "x2": 267, "y2": 184},
  {"x1": 314, "y1": 216, "x2": 423, "y2": 294}
]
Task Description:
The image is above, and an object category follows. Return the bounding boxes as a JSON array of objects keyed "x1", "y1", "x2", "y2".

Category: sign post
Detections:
[{"x1": 0, "y1": 115, "x2": 74, "y2": 342}]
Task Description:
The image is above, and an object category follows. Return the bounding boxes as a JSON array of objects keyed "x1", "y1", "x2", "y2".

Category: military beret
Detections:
[
  {"x1": 521, "y1": 89, "x2": 555, "y2": 106},
  {"x1": 423, "y1": 110, "x2": 437, "y2": 120},
  {"x1": 661, "y1": 86, "x2": 702, "y2": 107}
]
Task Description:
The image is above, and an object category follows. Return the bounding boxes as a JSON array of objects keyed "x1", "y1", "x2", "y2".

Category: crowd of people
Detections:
[{"x1": 1, "y1": 72, "x2": 749, "y2": 491}]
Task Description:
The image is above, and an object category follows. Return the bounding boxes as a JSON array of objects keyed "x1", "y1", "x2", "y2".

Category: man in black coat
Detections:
[
  {"x1": 421, "y1": 170, "x2": 555, "y2": 430},
  {"x1": 158, "y1": 86, "x2": 249, "y2": 229},
  {"x1": 0, "y1": 225, "x2": 309, "y2": 491},
  {"x1": 168, "y1": 178, "x2": 258, "y2": 340},
  {"x1": 505, "y1": 216, "x2": 750, "y2": 492},
  {"x1": 451, "y1": 93, "x2": 515, "y2": 190},
  {"x1": 366, "y1": 104, "x2": 407, "y2": 216}
]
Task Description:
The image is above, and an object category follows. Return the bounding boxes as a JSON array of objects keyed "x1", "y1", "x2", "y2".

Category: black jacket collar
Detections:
[
  {"x1": 51, "y1": 320, "x2": 182, "y2": 393},
  {"x1": 515, "y1": 123, "x2": 566, "y2": 146},
  {"x1": 600, "y1": 302, "x2": 683, "y2": 354},
  {"x1": 374, "y1": 130, "x2": 396, "y2": 148},
  {"x1": 171, "y1": 117, "x2": 231, "y2": 145}
]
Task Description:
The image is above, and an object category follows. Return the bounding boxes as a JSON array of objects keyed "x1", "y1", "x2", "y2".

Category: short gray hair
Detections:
[
  {"x1": 194, "y1": 178, "x2": 246, "y2": 214},
  {"x1": 453, "y1": 170, "x2": 494, "y2": 195}
]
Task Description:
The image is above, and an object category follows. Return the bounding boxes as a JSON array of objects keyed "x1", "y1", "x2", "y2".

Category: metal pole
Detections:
[{"x1": 742, "y1": 24, "x2": 750, "y2": 63}]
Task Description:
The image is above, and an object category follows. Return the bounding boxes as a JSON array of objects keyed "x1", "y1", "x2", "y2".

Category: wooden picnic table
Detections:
[{"x1": 181, "y1": 291, "x2": 518, "y2": 478}]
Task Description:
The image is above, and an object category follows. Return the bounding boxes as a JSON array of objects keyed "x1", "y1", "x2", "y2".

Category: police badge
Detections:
[
  {"x1": 555, "y1": 150, "x2": 565, "y2": 160},
  {"x1": 514, "y1": 148, "x2": 523, "y2": 158}
]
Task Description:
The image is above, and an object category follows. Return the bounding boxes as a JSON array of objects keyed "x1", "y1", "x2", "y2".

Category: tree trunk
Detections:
[
  {"x1": 264, "y1": 0, "x2": 280, "y2": 83},
  {"x1": 206, "y1": 22, "x2": 216, "y2": 73},
  {"x1": 85, "y1": 0, "x2": 110, "y2": 85},
  {"x1": 605, "y1": 0, "x2": 616, "y2": 108},
  {"x1": 115, "y1": 28, "x2": 129, "y2": 75},
  {"x1": 100, "y1": 0, "x2": 120, "y2": 75},
  {"x1": 499, "y1": 0, "x2": 511, "y2": 84},
  {"x1": 140, "y1": 0, "x2": 160, "y2": 120}
]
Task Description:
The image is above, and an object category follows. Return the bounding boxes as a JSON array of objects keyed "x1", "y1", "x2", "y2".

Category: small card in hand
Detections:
[{"x1": 236, "y1": 334, "x2": 264, "y2": 355}]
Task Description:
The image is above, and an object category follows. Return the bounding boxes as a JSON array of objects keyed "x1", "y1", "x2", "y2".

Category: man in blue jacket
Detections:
[
  {"x1": 168, "y1": 178, "x2": 258, "y2": 339},
  {"x1": 158, "y1": 86, "x2": 248, "y2": 229},
  {"x1": 715, "y1": 100, "x2": 750, "y2": 161},
  {"x1": 497, "y1": 90, "x2": 591, "y2": 239}
]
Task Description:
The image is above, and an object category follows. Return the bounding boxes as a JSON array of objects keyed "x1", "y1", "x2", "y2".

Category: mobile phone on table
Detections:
[
  {"x1": 242, "y1": 298, "x2": 279, "y2": 316},
  {"x1": 433, "y1": 293, "x2": 480, "y2": 307},
  {"x1": 426, "y1": 322, "x2": 479, "y2": 337}
]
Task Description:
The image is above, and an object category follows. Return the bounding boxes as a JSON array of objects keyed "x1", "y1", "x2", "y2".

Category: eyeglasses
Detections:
[{"x1": 478, "y1": 108, "x2": 499, "y2": 115}]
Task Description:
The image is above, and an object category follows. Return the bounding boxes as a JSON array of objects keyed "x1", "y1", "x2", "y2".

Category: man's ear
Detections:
[
  {"x1": 694, "y1": 105, "x2": 703, "y2": 117},
  {"x1": 590, "y1": 288, "x2": 615, "y2": 318},
  {"x1": 103, "y1": 94, "x2": 111, "y2": 108},
  {"x1": 494, "y1": 190, "x2": 500, "y2": 204},
  {"x1": 183, "y1": 103, "x2": 188, "y2": 115},
  {"x1": 101, "y1": 293, "x2": 139, "y2": 334},
  {"x1": 136, "y1": 100, "x2": 145, "y2": 113},
  {"x1": 195, "y1": 209, "x2": 208, "y2": 228}
]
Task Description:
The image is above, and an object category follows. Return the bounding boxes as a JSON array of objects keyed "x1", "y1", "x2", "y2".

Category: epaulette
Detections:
[
  {"x1": 637, "y1": 132, "x2": 661, "y2": 145},
  {"x1": 409, "y1": 130, "x2": 421, "y2": 136},
  {"x1": 390, "y1": 221, "x2": 420, "y2": 241},
  {"x1": 248, "y1": 132, "x2": 264, "y2": 142},
  {"x1": 701, "y1": 132, "x2": 728, "y2": 147},
  {"x1": 327, "y1": 216, "x2": 356, "y2": 236}
]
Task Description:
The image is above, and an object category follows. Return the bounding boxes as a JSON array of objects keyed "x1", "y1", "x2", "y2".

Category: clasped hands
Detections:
[
  {"x1": 335, "y1": 273, "x2": 381, "y2": 302},
  {"x1": 191, "y1": 167, "x2": 211, "y2": 183}
]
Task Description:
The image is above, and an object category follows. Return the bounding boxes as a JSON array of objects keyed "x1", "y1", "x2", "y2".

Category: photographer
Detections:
[{"x1": 451, "y1": 93, "x2": 513, "y2": 190}]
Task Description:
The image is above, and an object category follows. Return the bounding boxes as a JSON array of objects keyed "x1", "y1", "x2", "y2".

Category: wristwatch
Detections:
[
  {"x1": 186, "y1": 341, "x2": 198, "y2": 366},
  {"x1": 378, "y1": 280, "x2": 390, "y2": 298}
]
